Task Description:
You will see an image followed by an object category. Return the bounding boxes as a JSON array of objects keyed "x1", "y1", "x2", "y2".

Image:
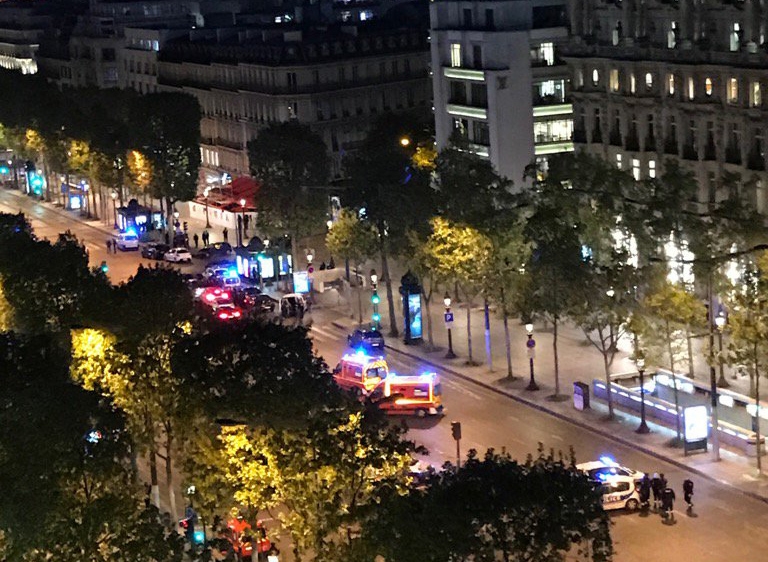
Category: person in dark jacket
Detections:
[
  {"x1": 683, "y1": 479, "x2": 694, "y2": 509},
  {"x1": 638, "y1": 474, "x2": 652, "y2": 509},
  {"x1": 661, "y1": 486, "x2": 676, "y2": 520},
  {"x1": 650, "y1": 472, "x2": 662, "y2": 509}
]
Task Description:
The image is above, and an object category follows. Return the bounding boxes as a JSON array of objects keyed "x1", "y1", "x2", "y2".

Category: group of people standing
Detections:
[{"x1": 637, "y1": 472, "x2": 695, "y2": 521}]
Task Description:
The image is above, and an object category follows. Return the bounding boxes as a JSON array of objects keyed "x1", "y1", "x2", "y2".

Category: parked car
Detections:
[
  {"x1": 577, "y1": 457, "x2": 644, "y2": 482},
  {"x1": 194, "y1": 242, "x2": 233, "y2": 260},
  {"x1": 347, "y1": 328, "x2": 385, "y2": 353},
  {"x1": 212, "y1": 303, "x2": 244, "y2": 321},
  {"x1": 164, "y1": 247, "x2": 193, "y2": 263},
  {"x1": 243, "y1": 291, "x2": 278, "y2": 314},
  {"x1": 279, "y1": 293, "x2": 308, "y2": 318},
  {"x1": 141, "y1": 242, "x2": 170, "y2": 260}
]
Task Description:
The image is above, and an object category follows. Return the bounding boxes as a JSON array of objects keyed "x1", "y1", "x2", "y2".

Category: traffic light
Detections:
[
  {"x1": 0, "y1": 165, "x2": 9, "y2": 175},
  {"x1": 371, "y1": 293, "x2": 380, "y2": 305},
  {"x1": 372, "y1": 313, "x2": 381, "y2": 323},
  {"x1": 100, "y1": 260, "x2": 109, "y2": 273},
  {"x1": 451, "y1": 421, "x2": 462, "y2": 441},
  {"x1": 24, "y1": 160, "x2": 35, "y2": 173}
]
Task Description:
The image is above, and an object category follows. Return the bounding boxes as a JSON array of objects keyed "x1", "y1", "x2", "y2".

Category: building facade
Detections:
[
  {"x1": 566, "y1": 0, "x2": 768, "y2": 212},
  {"x1": 430, "y1": 0, "x2": 572, "y2": 185},
  {"x1": 157, "y1": 23, "x2": 431, "y2": 180}
]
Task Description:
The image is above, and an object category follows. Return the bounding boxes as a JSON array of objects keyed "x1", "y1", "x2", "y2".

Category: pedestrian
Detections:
[
  {"x1": 164, "y1": 231, "x2": 170, "y2": 245},
  {"x1": 112, "y1": 238, "x2": 118, "y2": 253},
  {"x1": 683, "y1": 478, "x2": 694, "y2": 509},
  {"x1": 650, "y1": 472, "x2": 662, "y2": 509},
  {"x1": 223, "y1": 227, "x2": 228, "y2": 242},
  {"x1": 193, "y1": 233, "x2": 199, "y2": 248},
  {"x1": 328, "y1": 255, "x2": 335, "y2": 269},
  {"x1": 106, "y1": 239, "x2": 112, "y2": 253},
  {"x1": 659, "y1": 473, "x2": 668, "y2": 493},
  {"x1": 202, "y1": 229, "x2": 209, "y2": 247},
  {"x1": 638, "y1": 473, "x2": 651, "y2": 509},
  {"x1": 661, "y1": 486, "x2": 676, "y2": 521}
]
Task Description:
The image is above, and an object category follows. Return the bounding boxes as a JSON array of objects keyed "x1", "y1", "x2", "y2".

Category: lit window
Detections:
[
  {"x1": 649, "y1": 159, "x2": 656, "y2": 178},
  {"x1": 450, "y1": 43, "x2": 461, "y2": 67},
  {"x1": 539, "y1": 42, "x2": 555, "y2": 66},
  {"x1": 630, "y1": 73, "x2": 636, "y2": 94},
  {"x1": 668, "y1": 22, "x2": 677, "y2": 49},
  {"x1": 645, "y1": 72, "x2": 653, "y2": 89},
  {"x1": 592, "y1": 69, "x2": 600, "y2": 85},
  {"x1": 576, "y1": 69, "x2": 584, "y2": 88},
  {"x1": 731, "y1": 23, "x2": 740, "y2": 52},
  {"x1": 751, "y1": 81, "x2": 762, "y2": 107},
  {"x1": 728, "y1": 77, "x2": 739, "y2": 103},
  {"x1": 632, "y1": 158, "x2": 640, "y2": 181},
  {"x1": 705, "y1": 77, "x2": 713, "y2": 96},
  {"x1": 616, "y1": 153, "x2": 623, "y2": 169},
  {"x1": 610, "y1": 69, "x2": 620, "y2": 92},
  {"x1": 667, "y1": 73, "x2": 675, "y2": 95},
  {"x1": 688, "y1": 77, "x2": 694, "y2": 100}
]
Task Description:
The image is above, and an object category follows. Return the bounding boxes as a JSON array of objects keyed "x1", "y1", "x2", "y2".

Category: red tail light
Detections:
[
  {"x1": 233, "y1": 311, "x2": 241, "y2": 317},
  {"x1": 218, "y1": 312, "x2": 228, "y2": 319}
]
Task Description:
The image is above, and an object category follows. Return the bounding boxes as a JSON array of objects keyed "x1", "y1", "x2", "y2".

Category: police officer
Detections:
[
  {"x1": 638, "y1": 473, "x2": 652, "y2": 509},
  {"x1": 661, "y1": 486, "x2": 676, "y2": 521},
  {"x1": 683, "y1": 479, "x2": 694, "y2": 509}
]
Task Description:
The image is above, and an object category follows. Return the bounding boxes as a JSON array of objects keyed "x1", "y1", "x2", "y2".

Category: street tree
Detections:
[
  {"x1": 420, "y1": 217, "x2": 492, "y2": 364},
  {"x1": 126, "y1": 149, "x2": 154, "y2": 204},
  {"x1": 344, "y1": 111, "x2": 436, "y2": 336},
  {"x1": 326, "y1": 208, "x2": 379, "y2": 323},
  {"x1": 248, "y1": 121, "x2": 330, "y2": 265},
  {"x1": 353, "y1": 447, "x2": 612, "y2": 562}
]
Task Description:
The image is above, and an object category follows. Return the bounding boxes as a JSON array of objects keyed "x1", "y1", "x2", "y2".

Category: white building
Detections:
[{"x1": 430, "y1": 0, "x2": 572, "y2": 185}]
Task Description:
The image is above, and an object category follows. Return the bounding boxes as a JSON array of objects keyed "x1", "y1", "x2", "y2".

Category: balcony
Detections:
[
  {"x1": 446, "y1": 104, "x2": 488, "y2": 120},
  {"x1": 609, "y1": 129, "x2": 622, "y2": 146},
  {"x1": 725, "y1": 145, "x2": 742, "y2": 165},
  {"x1": 533, "y1": 103, "x2": 573, "y2": 118},
  {"x1": 443, "y1": 67, "x2": 485, "y2": 82}
]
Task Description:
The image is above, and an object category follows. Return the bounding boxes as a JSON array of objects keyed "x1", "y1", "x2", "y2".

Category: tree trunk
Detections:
[
  {"x1": 667, "y1": 320, "x2": 682, "y2": 442},
  {"x1": 502, "y1": 286, "x2": 513, "y2": 379},
  {"x1": 484, "y1": 297, "x2": 492, "y2": 371},
  {"x1": 465, "y1": 300, "x2": 475, "y2": 365},
  {"x1": 603, "y1": 349, "x2": 614, "y2": 418},
  {"x1": 755, "y1": 346, "x2": 762, "y2": 474},
  {"x1": 553, "y1": 317, "x2": 561, "y2": 396},
  {"x1": 149, "y1": 447, "x2": 160, "y2": 509},
  {"x1": 686, "y1": 329, "x2": 695, "y2": 379},
  {"x1": 379, "y1": 241, "x2": 398, "y2": 337},
  {"x1": 165, "y1": 430, "x2": 177, "y2": 519},
  {"x1": 89, "y1": 181, "x2": 98, "y2": 219},
  {"x1": 356, "y1": 280, "x2": 363, "y2": 325},
  {"x1": 423, "y1": 290, "x2": 434, "y2": 350}
]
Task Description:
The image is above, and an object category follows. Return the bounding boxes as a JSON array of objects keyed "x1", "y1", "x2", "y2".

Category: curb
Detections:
[
  {"x1": 330, "y1": 320, "x2": 768, "y2": 505},
  {"x1": 6, "y1": 189, "x2": 115, "y2": 238}
]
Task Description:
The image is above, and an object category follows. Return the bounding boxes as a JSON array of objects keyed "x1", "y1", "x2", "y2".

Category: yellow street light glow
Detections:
[{"x1": 400, "y1": 137, "x2": 411, "y2": 147}]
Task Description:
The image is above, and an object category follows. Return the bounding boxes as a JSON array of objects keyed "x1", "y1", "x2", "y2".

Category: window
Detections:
[
  {"x1": 485, "y1": 9, "x2": 495, "y2": 29},
  {"x1": 632, "y1": 158, "x2": 640, "y2": 181},
  {"x1": 533, "y1": 119, "x2": 573, "y2": 143},
  {"x1": 667, "y1": 73, "x2": 675, "y2": 95},
  {"x1": 688, "y1": 77, "x2": 695, "y2": 100},
  {"x1": 610, "y1": 69, "x2": 620, "y2": 92},
  {"x1": 471, "y1": 83, "x2": 488, "y2": 107},
  {"x1": 751, "y1": 81, "x2": 762, "y2": 107},
  {"x1": 473, "y1": 121, "x2": 490, "y2": 145},
  {"x1": 592, "y1": 68, "x2": 600, "y2": 85},
  {"x1": 450, "y1": 43, "x2": 461, "y2": 67},
  {"x1": 731, "y1": 23, "x2": 740, "y2": 52},
  {"x1": 450, "y1": 81, "x2": 466, "y2": 104},
  {"x1": 668, "y1": 22, "x2": 677, "y2": 49},
  {"x1": 705, "y1": 77, "x2": 713, "y2": 96},
  {"x1": 472, "y1": 45, "x2": 482, "y2": 68},
  {"x1": 648, "y1": 159, "x2": 656, "y2": 178},
  {"x1": 616, "y1": 153, "x2": 623, "y2": 169},
  {"x1": 463, "y1": 8, "x2": 473, "y2": 28},
  {"x1": 312, "y1": 70, "x2": 320, "y2": 85},
  {"x1": 576, "y1": 69, "x2": 584, "y2": 88},
  {"x1": 630, "y1": 73, "x2": 636, "y2": 94},
  {"x1": 645, "y1": 72, "x2": 653, "y2": 89},
  {"x1": 539, "y1": 42, "x2": 555, "y2": 66},
  {"x1": 728, "y1": 78, "x2": 739, "y2": 103}
]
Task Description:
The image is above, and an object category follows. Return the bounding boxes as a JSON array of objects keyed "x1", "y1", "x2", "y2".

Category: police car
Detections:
[
  {"x1": 576, "y1": 456, "x2": 644, "y2": 482},
  {"x1": 594, "y1": 474, "x2": 642, "y2": 511}
]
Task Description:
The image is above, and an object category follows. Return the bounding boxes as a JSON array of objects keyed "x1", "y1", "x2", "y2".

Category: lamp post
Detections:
[
  {"x1": 110, "y1": 191, "x2": 118, "y2": 229},
  {"x1": 715, "y1": 312, "x2": 729, "y2": 388},
  {"x1": 636, "y1": 357, "x2": 650, "y2": 434},
  {"x1": 399, "y1": 136, "x2": 411, "y2": 147},
  {"x1": 444, "y1": 292, "x2": 456, "y2": 359},
  {"x1": 525, "y1": 323, "x2": 539, "y2": 391},
  {"x1": 203, "y1": 187, "x2": 211, "y2": 228},
  {"x1": 370, "y1": 269, "x2": 380, "y2": 328},
  {"x1": 239, "y1": 198, "x2": 246, "y2": 246}
]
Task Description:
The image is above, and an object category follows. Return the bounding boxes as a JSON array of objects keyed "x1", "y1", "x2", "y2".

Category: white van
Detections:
[{"x1": 116, "y1": 231, "x2": 139, "y2": 251}]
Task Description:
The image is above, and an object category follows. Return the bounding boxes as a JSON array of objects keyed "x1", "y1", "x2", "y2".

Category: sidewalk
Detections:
[{"x1": 312, "y1": 286, "x2": 768, "y2": 503}]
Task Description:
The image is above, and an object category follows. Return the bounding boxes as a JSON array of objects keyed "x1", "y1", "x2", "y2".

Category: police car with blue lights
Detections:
[{"x1": 577, "y1": 457, "x2": 644, "y2": 512}]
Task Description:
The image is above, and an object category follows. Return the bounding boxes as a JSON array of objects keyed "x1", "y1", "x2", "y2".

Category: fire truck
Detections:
[
  {"x1": 332, "y1": 351, "x2": 389, "y2": 396},
  {"x1": 374, "y1": 371, "x2": 444, "y2": 417}
]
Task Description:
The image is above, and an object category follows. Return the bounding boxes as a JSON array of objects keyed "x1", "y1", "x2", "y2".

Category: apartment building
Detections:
[
  {"x1": 430, "y1": 0, "x2": 572, "y2": 185},
  {"x1": 565, "y1": 0, "x2": 768, "y2": 212},
  {"x1": 157, "y1": 23, "x2": 431, "y2": 180},
  {"x1": 0, "y1": 1, "x2": 71, "y2": 75}
]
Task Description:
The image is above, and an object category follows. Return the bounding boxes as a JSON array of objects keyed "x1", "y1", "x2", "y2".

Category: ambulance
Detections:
[
  {"x1": 332, "y1": 350, "x2": 389, "y2": 396},
  {"x1": 374, "y1": 371, "x2": 444, "y2": 417}
]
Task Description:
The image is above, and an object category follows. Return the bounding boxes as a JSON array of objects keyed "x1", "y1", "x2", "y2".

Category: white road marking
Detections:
[{"x1": 550, "y1": 434, "x2": 564, "y2": 441}]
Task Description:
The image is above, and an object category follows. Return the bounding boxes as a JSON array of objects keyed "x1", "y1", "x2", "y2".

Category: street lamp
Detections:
[
  {"x1": 715, "y1": 312, "x2": 729, "y2": 388},
  {"x1": 399, "y1": 136, "x2": 411, "y2": 147},
  {"x1": 444, "y1": 292, "x2": 456, "y2": 359},
  {"x1": 203, "y1": 187, "x2": 211, "y2": 228},
  {"x1": 110, "y1": 191, "x2": 118, "y2": 229},
  {"x1": 525, "y1": 323, "x2": 539, "y2": 391},
  {"x1": 635, "y1": 357, "x2": 650, "y2": 434},
  {"x1": 239, "y1": 198, "x2": 246, "y2": 246},
  {"x1": 370, "y1": 269, "x2": 380, "y2": 328}
]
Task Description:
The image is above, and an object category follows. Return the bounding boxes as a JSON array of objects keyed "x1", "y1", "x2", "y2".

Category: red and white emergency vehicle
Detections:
[
  {"x1": 332, "y1": 351, "x2": 389, "y2": 396},
  {"x1": 374, "y1": 371, "x2": 444, "y2": 417}
]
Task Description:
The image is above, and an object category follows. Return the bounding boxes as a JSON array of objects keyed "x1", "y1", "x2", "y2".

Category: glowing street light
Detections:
[
  {"x1": 370, "y1": 269, "x2": 380, "y2": 328},
  {"x1": 715, "y1": 312, "x2": 729, "y2": 388},
  {"x1": 399, "y1": 137, "x2": 411, "y2": 147},
  {"x1": 525, "y1": 323, "x2": 539, "y2": 391},
  {"x1": 203, "y1": 187, "x2": 211, "y2": 228},
  {"x1": 444, "y1": 292, "x2": 456, "y2": 359},
  {"x1": 110, "y1": 191, "x2": 118, "y2": 229},
  {"x1": 635, "y1": 356, "x2": 650, "y2": 434},
  {"x1": 239, "y1": 198, "x2": 247, "y2": 246}
]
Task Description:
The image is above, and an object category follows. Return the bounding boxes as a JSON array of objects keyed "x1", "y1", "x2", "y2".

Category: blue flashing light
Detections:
[
  {"x1": 30, "y1": 175, "x2": 43, "y2": 188},
  {"x1": 193, "y1": 530, "x2": 205, "y2": 544},
  {"x1": 86, "y1": 430, "x2": 102, "y2": 444},
  {"x1": 372, "y1": 313, "x2": 381, "y2": 322},
  {"x1": 355, "y1": 348, "x2": 366, "y2": 356},
  {"x1": 227, "y1": 267, "x2": 239, "y2": 278},
  {"x1": 596, "y1": 472, "x2": 608, "y2": 481},
  {"x1": 100, "y1": 261, "x2": 109, "y2": 273},
  {"x1": 0, "y1": 166, "x2": 9, "y2": 175},
  {"x1": 599, "y1": 456, "x2": 616, "y2": 466},
  {"x1": 125, "y1": 227, "x2": 137, "y2": 236}
]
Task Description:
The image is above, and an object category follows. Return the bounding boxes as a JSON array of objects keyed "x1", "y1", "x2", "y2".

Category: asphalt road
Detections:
[
  {"x1": 312, "y1": 322, "x2": 768, "y2": 562},
  {"x1": 5, "y1": 188, "x2": 768, "y2": 561}
]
